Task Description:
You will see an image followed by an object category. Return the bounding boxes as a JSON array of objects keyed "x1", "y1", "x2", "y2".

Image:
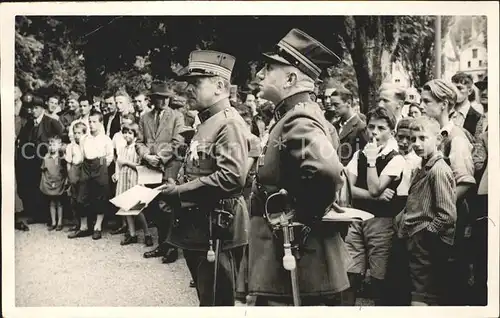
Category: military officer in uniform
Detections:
[
  {"x1": 159, "y1": 50, "x2": 250, "y2": 306},
  {"x1": 247, "y1": 28, "x2": 351, "y2": 306}
]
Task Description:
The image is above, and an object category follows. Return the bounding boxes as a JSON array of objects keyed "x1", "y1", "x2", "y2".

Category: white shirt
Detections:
[
  {"x1": 34, "y1": 112, "x2": 45, "y2": 126},
  {"x1": 65, "y1": 142, "x2": 84, "y2": 165},
  {"x1": 450, "y1": 100, "x2": 471, "y2": 128},
  {"x1": 81, "y1": 132, "x2": 114, "y2": 166},
  {"x1": 347, "y1": 137, "x2": 404, "y2": 180},
  {"x1": 396, "y1": 150, "x2": 422, "y2": 196}
]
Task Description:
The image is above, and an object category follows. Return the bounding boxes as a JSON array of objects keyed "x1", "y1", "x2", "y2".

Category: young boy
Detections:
[
  {"x1": 385, "y1": 117, "x2": 423, "y2": 305},
  {"x1": 343, "y1": 106, "x2": 405, "y2": 306},
  {"x1": 421, "y1": 79, "x2": 475, "y2": 305},
  {"x1": 65, "y1": 122, "x2": 87, "y2": 232},
  {"x1": 396, "y1": 116, "x2": 457, "y2": 306},
  {"x1": 68, "y1": 110, "x2": 113, "y2": 240}
]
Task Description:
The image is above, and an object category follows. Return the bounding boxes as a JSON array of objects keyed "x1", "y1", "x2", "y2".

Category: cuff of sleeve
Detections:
[
  {"x1": 456, "y1": 175, "x2": 476, "y2": 186},
  {"x1": 426, "y1": 222, "x2": 441, "y2": 234},
  {"x1": 177, "y1": 179, "x2": 205, "y2": 203}
]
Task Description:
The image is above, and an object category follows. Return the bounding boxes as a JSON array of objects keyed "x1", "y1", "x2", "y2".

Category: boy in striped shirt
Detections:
[{"x1": 395, "y1": 116, "x2": 457, "y2": 306}]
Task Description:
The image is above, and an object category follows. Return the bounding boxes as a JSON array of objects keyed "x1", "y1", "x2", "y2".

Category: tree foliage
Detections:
[
  {"x1": 15, "y1": 16, "x2": 86, "y2": 97},
  {"x1": 14, "y1": 15, "x2": 486, "y2": 115}
]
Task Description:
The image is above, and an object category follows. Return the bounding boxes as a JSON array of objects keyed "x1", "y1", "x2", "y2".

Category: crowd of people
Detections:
[{"x1": 14, "y1": 28, "x2": 488, "y2": 308}]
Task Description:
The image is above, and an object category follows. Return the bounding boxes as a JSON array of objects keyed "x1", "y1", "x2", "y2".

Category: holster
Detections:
[{"x1": 210, "y1": 207, "x2": 234, "y2": 240}]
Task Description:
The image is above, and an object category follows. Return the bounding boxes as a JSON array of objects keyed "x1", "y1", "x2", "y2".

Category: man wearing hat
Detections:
[
  {"x1": 474, "y1": 75, "x2": 488, "y2": 141},
  {"x1": 247, "y1": 28, "x2": 350, "y2": 306},
  {"x1": 136, "y1": 81, "x2": 185, "y2": 264},
  {"x1": 159, "y1": 50, "x2": 250, "y2": 306},
  {"x1": 16, "y1": 95, "x2": 64, "y2": 224}
]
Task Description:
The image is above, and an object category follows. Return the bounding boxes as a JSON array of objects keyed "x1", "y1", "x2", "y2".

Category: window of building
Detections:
[
  {"x1": 467, "y1": 61, "x2": 471, "y2": 68},
  {"x1": 472, "y1": 49, "x2": 478, "y2": 59},
  {"x1": 478, "y1": 74, "x2": 484, "y2": 80},
  {"x1": 479, "y1": 60, "x2": 483, "y2": 67},
  {"x1": 395, "y1": 79, "x2": 400, "y2": 83}
]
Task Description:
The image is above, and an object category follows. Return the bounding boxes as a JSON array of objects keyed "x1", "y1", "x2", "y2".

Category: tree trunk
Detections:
[{"x1": 341, "y1": 16, "x2": 383, "y2": 114}]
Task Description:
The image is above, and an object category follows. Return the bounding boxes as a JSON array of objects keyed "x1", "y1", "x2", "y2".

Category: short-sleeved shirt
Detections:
[
  {"x1": 65, "y1": 142, "x2": 84, "y2": 165},
  {"x1": 440, "y1": 122, "x2": 475, "y2": 186},
  {"x1": 81, "y1": 133, "x2": 114, "y2": 167},
  {"x1": 397, "y1": 151, "x2": 422, "y2": 196},
  {"x1": 347, "y1": 137, "x2": 405, "y2": 180}
]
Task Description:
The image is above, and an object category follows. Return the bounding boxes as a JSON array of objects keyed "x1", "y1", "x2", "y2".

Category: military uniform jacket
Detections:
[
  {"x1": 166, "y1": 98, "x2": 250, "y2": 252},
  {"x1": 248, "y1": 92, "x2": 353, "y2": 297}
]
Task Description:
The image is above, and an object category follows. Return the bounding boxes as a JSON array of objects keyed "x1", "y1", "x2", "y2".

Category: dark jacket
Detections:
[
  {"x1": 334, "y1": 113, "x2": 369, "y2": 166},
  {"x1": 16, "y1": 114, "x2": 64, "y2": 199},
  {"x1": 464, "y1": 106, "x2": 482, "y2": 137},
  {"x1": 103, "y1": 112, "x2": 122, "y2": 139}
]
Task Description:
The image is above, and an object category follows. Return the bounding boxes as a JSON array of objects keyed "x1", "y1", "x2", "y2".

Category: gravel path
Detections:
[
  {"x1": 15, "y1": 224, "x2": 198, "y2": 307},
  {"x1": 15, "y1": 224, "x2": 373, "y2": 307}
]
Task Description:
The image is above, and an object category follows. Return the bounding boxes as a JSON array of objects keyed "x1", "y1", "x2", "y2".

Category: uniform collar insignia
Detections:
[
  {"x1": 273, "y1": 91, "x2": 311, "y2": 122},
  {"x1": 198, "y1": 98, "x2": 231, "y2": 123}
]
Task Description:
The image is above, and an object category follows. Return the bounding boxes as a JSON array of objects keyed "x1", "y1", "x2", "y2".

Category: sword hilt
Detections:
[{"x1": 282, "y1": 221, "x2": 296, "y2": 271}]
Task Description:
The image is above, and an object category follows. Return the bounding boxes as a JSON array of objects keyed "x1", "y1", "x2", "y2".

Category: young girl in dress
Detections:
[
  {"x1": 110, "y1": 113, "x2": 137, "y2": 235},
  {"x1": 40, "y1": 134, "x2": 67, "y2": 231},
  {"x1": 112, "y1": 123, "x2": 153, "y2": 246}
]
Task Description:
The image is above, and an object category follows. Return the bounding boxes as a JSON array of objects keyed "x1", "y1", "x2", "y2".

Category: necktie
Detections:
[{"x1": 155, "y1": 111, "x2": 161, "y2": 132}]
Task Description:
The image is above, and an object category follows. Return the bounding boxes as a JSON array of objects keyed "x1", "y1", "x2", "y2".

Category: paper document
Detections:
[
  {"x1": 110, "y1": 185, "x2": 161, "y2": 212},
  {"x1": 137, "y1": 166, "x2": 163, "y2": 185},
  {"x1": 322, "y1": 207, "x2": 374, "y2": 222},
  {"x1": 116, "y1": 209, "x2": 142, "y2": 216}
]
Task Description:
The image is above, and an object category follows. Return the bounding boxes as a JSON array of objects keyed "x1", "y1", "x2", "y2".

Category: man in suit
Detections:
[
  {"x1": 103, "y1": 93, "x2": 122, "y2": 139},
  {"x1": 59, "y1": 92, "x2": 80, "y2": 143},
  {"x1": 132, "y1": 92, "x2": 151, "y2": 120},
  {"x1": 331, "y1": 86, "x2": 369, "y2": 166},
  {"x1": 136, "y1": 81, "x2": 185, "y2": 264},
  {"x1": 378, "y1": 83, "x2": 406, "y2": 126},
  {"x1": 450, "y1": 72, "x2": 482, "y2": 137},
  {"x1": 16, "y1": 95, "x2": 64, "y2": 224},
  {"x1": 247, "y1": 28, "x2": 349, "y2": 306}
]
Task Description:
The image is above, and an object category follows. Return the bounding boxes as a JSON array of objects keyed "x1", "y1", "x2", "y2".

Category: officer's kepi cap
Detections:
[
  {"x1": 262, "y1": 28, "x2": 342, "y2": 81},
  {"x1": 177, "y1": 50, "x2": 236, "y2": 82}
]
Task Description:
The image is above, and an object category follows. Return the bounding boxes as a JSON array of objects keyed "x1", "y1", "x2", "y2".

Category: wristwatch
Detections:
[{"x1": 367, "y1": 163, "x2": 376, "y2": 168}]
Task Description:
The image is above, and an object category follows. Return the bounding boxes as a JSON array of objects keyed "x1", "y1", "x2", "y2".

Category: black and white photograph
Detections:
[{"x1": 2, "y1": 2, "x2": 499, "y2": 317}]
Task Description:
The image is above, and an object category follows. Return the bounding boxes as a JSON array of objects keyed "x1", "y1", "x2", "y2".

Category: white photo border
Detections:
[{"x1": 2, "y1": 1, "x2": 499, "y2": 318}]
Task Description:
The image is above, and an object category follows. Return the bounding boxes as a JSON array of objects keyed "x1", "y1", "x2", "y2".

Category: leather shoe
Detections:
[
  {"x1": 92, "y1": 230, "x2": 102, "y2": 240},
  {"x1": 189, "y1": 280, "x2": 196, "y2": 288},
  {"x1": 162, "y1": 248, "x2": 179, "y2": 264},
  {"x1": 121, "y1": 235, "x2": 138, "y2": 245},
  {"x1": 15, "y1": 221, "x2": 29, "y2": 231},
  {"x1": 143, "y1": 247, "x2": 163, "y2": 259},
  {"x1": 68, "y1": 229, "x2": 91, "y2": 239},
  {"x1": 111, "y1": 225, "x2": 127, "y2": 235},
  {"x1": 144, "y1": 235, "x2": 154, "y2": 247}
]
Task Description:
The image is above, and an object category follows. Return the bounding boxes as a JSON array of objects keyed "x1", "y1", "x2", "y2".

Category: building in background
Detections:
[
  {"x1": 389, "y1": 61, "x2": 411, "y2": 88},
  {"x1": 459, "y1": 39, "x2": 487, "y2": 82}
]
